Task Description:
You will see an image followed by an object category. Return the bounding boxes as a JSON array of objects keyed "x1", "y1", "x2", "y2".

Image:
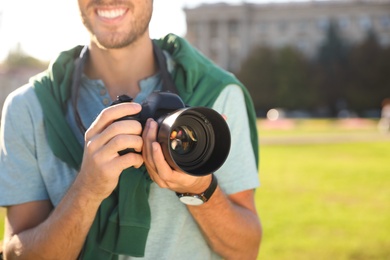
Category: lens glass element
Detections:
[{"x1": 169, "y1": 126, "x2": 197, "y2": 155}]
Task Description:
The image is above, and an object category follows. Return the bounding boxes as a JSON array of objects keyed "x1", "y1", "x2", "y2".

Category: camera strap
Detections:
[
  {"x1": 152, "y1": 41, "x2": 179, "y2": 95},
  {"x1": 71, "y1": 42, "x2": 179, "y2": 134},
  {"x1": 71, "y1": 45, "x2": 89, "y2": 134}
]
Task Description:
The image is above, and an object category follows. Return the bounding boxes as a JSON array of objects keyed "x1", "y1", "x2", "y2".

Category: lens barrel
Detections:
[{"x1": 158, "y1": 107, "x2": 231, "y2": 176}]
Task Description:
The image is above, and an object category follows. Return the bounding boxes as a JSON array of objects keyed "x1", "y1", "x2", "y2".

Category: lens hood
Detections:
[{"x1": 158, "y1": 107, "x2": 231, "y2": 176}]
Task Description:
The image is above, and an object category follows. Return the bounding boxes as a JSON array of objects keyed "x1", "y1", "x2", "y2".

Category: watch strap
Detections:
[{"x1": 176, "y1": 174, "x2": 218, "y2": 205}]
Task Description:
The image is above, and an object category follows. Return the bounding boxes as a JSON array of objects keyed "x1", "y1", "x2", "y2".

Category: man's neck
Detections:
[{"x1": 84, "y1": 35, "x2": 157, "y2": 100}]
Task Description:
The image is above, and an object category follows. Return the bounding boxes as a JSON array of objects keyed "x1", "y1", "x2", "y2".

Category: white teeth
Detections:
[{"x1": 97, "y1": 9, "x2": 126, "y2": 19}]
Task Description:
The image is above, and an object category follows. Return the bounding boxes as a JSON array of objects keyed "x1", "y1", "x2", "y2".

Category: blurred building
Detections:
[{"x1": 184, "y1": 0, "x2": 390, "y2": 72}]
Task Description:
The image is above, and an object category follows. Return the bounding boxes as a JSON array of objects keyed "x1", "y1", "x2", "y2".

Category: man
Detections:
[{"x1": 0, "y1": 0, "x2": 261, "y2": 259}]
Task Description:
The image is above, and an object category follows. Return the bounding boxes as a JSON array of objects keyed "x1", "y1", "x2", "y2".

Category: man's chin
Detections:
[{"x1": 91, "y1": 35, "x2": 136, "y2": 50}]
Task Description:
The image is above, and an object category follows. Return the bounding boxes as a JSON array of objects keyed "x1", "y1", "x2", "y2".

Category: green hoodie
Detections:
[{"x1": 32, "y1": 34, "x2": 258, "y2": 259}]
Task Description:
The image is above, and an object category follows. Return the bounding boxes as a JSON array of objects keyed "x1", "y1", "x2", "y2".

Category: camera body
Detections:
[{"x1": 112, "y1": 92, "x2": 231, "y2": 176}]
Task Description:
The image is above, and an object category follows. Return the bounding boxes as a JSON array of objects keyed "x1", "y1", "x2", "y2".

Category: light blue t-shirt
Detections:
[{"x1": 0, "y1": 56, "x2": 259, "y2": 259}]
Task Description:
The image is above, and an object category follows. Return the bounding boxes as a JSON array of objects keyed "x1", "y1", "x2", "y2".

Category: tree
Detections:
[
  {"x1": 3, "y1": 43, "x2": 47, "y2": 69},
  {"x1": 237, "y1": 45, "x2": 314, "y2": 116},
  {"x1": 274, "y1": 47, "x2": 316, "y2": 110},
  {"x1": 314, "y1": 20, "x2": 350, "y2": 116},
  {"x1": 236, "y1": 46, "x2": 278, "y2": 116},
  {"x1": 346, "y1": 30, "x2": 390, "y2": 114},
  {"x1": 237, "y1": 22, "x2": 389, "y2": 118}
]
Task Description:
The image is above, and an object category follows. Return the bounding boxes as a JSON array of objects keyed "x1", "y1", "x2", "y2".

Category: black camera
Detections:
[{"x1": 111, "y1": 92, "x2": 231, "y2": 176}]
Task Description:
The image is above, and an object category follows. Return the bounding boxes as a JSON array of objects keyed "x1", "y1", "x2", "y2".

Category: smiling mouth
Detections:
[{"x1": 97, "y1": 8, "x2": 127, "y2": 19}]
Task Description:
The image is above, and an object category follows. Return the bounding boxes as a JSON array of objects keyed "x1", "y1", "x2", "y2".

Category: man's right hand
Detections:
[
  {"x1": 78, "y1": 101, "x2": 144, "y2": 201},
  {"x1": 3, "y1": 102, "x2": 144, "y2": 260}
]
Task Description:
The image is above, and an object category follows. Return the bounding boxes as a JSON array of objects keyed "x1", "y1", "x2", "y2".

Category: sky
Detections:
[{"x1": 0, "y1": 0, "x2": 307, "y2": 62}]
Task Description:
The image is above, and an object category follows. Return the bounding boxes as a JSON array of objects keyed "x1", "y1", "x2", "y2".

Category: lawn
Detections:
[
  {"x1": 256, "y1": 119, "x2": 390, "y2": 259},
  {"x1": 1, "y1": 119, "x2": 389, "y2": 259},
  {"x1": 0, "y1": 207, "x2": 3, "y2": 244}
]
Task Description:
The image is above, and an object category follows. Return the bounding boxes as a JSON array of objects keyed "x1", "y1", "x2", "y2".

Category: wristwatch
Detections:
[{"x1": 176, "y1": 174, "x2": 218, "y2": 206}]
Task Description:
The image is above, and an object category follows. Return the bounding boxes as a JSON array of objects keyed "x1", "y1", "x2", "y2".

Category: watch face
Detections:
[{"x1": 179, "y1": 195, "x2": 205, "y2": 206}]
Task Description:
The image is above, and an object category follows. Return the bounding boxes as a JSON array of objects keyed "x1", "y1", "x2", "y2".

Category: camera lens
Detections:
[
  {"x1": 158, "y1": 107, "x2": 230, "y2": 176},
  {"x1": 169, "y1": 112, "x2": 214, "y2": 172}
]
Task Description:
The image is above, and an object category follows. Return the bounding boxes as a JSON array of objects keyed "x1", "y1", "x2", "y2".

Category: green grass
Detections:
[
  {"x1": 256, "y1": 119, "x2": 390, "y2": 259},
  {"x1": 0, "y1": 207, "x2": 4, "y2": 243},
  {"x1": 1, "y1": 119, "x2": 389, "y2": 259}
]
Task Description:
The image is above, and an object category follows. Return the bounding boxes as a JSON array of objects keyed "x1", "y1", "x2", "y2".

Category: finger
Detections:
[
  {"x1": 150, "y1": 142, "x2": 174, "y2": 180},
  {"x1": 116, "y1": 151, "x2": 144, "y2": 169},
  {"x1": 142, "y1": 120, "x2": 168, "y2": 187},
  {"x1": 85, "y1": 102, "x2": 142, "y2": 141},
  {"x1": 142, "y1": 118, "x2": 157, "y2": 141},
  {"x1": 142, "y1": 119, "x2": 158, "y2": 169},
  {"x1": 85, "y1": 133, "x2": 143, "y2": 170},
  {"x1": 104, "y1": 134, "x2": 144, "y2": 157},
  {"x1": 86, "y1": 120, "x2": 142, "y2": 153}
]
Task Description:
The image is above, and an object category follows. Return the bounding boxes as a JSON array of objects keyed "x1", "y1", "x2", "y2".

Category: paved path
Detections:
[{"x1": 260, "y1": 133, "x2": 390, "y2": 145}]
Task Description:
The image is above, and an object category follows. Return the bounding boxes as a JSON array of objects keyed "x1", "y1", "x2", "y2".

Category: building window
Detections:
[
  {"x1": 359, "y1": 15, "x2": 372, "y2": 30},
  {"x1": 380, "y1": 35, "x2": 390, "y2": 46},
  {"x1": 380, "y1": 15, "x2": 390, "y2": 29},
  {"x1": 228, "y1": 20, "x2": 239, "y2": 52},
  {"x1": 338, "y1": 16, "x2": 349, "y2": 29},
  {"x1": 317, "y1": 17, "x2": 330, "y2": 30},
  {"x1": 258, "y1": 21, "x2": 268, "y2": 32},
  {"x1": 298, "y1": 20, "x2": 307, "y2": 31},
  {"x1": 278, "y1": 20, "x2": 288, "y2": 32},
  {"x1": 228, "y1": 20, "x2": 239, "y2": 36}
]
